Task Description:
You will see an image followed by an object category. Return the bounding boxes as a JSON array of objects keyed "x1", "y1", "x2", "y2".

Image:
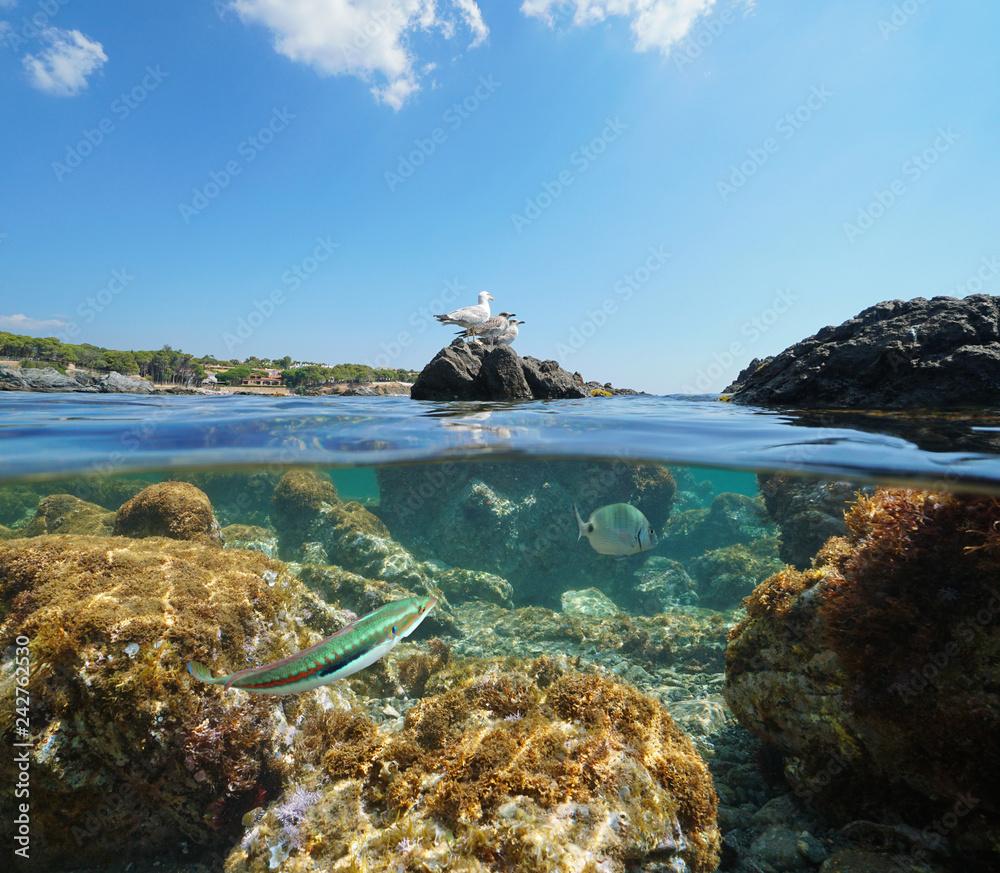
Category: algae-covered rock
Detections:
[
  {"x1": 21, "y1": 493, "x2": 115, "y2": 537},
  {"x1": 630, "y1": 556, "x2": 699, "y2": 612},
  {"x1": 0, "y1": 534, "x2": 342, "y2": 869},
  {"x1": 560, "y1": 586, "x2": 621, "y2": 617},
  {"x1": 0, "y1": 523, "x2": 12, "y2": 539},
  {"x1": 221, "y1": 523, "x2": 279, "y2": 557},
  {"x1": 272, "y1": 470, "x2": 514, "y2": 607},
  {"x1": 725, "y1": 490, "x2": 1000, "y2": 865},
  {"x1": 114, "y1": 481, "x2": 223, "y2": 544},
  {"x1": 758, "y1": 473, "x2": 869, "y2": 568},
  {"x1": 689, "y1": 542, "x2": 785, "y2": 610},
  {"x1": 376, "y1": 459, "x2": 676, "y2": 606},
  {"x1": 662, "y1": 491, "x2": 776, "y2": 562},
  {"x1": 226, "y1": 662, "x2": 720, "y2": 873}
]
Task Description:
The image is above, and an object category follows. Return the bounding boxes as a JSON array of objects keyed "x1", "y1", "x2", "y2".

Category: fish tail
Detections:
[
  {"x1": 187, "y1": 660, "x2": 226, "y2": 685},
  {"x1": 574, "y1": 504, "x2": 587, "y2": 540}
]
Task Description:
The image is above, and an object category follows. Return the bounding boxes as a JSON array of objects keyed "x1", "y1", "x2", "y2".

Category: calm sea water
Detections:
[{"x1": 2, "y1": 392, "x2": 998, "y2": 873}]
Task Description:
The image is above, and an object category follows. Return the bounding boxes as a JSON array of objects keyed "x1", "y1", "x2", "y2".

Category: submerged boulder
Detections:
[
  {"x1": 758, "y1": 473, "x2": 870, "y2": 568},
  {"x1": 726, "y1": 294, "x2": 1000, "y2": 408},
  {"x1": 226, "y1": 663, "x2": 721, "y2": 873},
  {"x1": 221, "y1": 523, "x2": 279, "y2": 557},
  {"x1": 114, "y1": 481, "x2": 222, "y2": 544},
  {"x1": 725, "y1": 489, "x2": 1000, "y2": 864},
  {"x1": 271, "y1": 470, "x2": 514, "y2": 607},
  {"x1": 0, "y1": 535, "x2": 341, "y2": 869},
  {"x1": 21, "y1": 493, "x2": 115, "y2": 536}
]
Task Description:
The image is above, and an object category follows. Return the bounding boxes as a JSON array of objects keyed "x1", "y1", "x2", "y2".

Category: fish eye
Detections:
[{"x1": 392, "y1": 625, "x2": 398, "y2": 636}]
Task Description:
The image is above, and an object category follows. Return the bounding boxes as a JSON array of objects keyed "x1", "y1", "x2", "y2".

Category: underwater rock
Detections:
[
  {"x1": 272, "y1": 471, "x2": 515, "y2": 610},
  {"x1": 662, "y1": 492, "x2": 776, "y2": 562},
  {"x1": 0, "y1": 523, "x2": 12, "y2": 539},
  {"x1": 560, "y1": 586, "x2": 621, "y2": 617},
  {"x1": 114, "y1": 481, "x2": 223, "y2": 544},
  {"x1": 376, "y1": 460, "x2": 676, "y2": 606},
  {"x1": 725, "y1": 489, "x2": 1000, "y2": 864},
  {"x1": 181, "y1": 471, "x2": 283, "y2": 527},
  {"x1": 226, "y1": 661, "x2": 721, "y2": 873},
  {"x1": 689, "y1": 543, "x2": 785, "y2": 611},
  {"x1": 221, "y1": 523, "x2": 279, "y2": 557},
  {"x1": 758, "y1": 473, "x2": 869, "y2": 568},
  {"x1": 410, "y1": 342, "x2": 591, "y2": 400},
  {"x1": 725, "y1": 294, "x2": 1000, "y2": 408},
  {"x1": 0, "y1": 534, "x2": 343, "y2": 869},
  {"x1": 632, "y1": 556, "x2": 699, "y2": 612},
  {"x1": 0, "y1": 483, "x2": 40, "y2": 526},
  {"x1": 21, "y1": 493, "x2": 115, "y2": 536}
]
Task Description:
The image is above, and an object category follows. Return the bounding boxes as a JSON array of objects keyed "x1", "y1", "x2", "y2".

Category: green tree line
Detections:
[{"x1": 0, "y1": 331, "x2": 416, "y2": 388}]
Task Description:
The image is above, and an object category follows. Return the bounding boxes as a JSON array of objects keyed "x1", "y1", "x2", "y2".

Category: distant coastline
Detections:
[{"x1": 0, "y1": 331, "x2": 416, "y2": 397}]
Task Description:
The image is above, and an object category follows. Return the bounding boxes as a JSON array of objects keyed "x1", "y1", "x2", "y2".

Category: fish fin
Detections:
[
  {"x1": 574, "y1": 504, "x2": 587, "y2": 540},
  {"x1": 187, "y1": 661, "x2": 223, "y2": 685}
]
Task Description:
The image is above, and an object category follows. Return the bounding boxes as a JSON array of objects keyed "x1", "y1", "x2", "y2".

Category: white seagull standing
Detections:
[{"x1": 435, "y1": 291, "x2": 494, "y2": 331}]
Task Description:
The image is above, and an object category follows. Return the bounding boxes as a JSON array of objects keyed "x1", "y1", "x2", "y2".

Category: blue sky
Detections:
[{"x1": 1, "y1": 0, "x2": 998, "y2": 393}]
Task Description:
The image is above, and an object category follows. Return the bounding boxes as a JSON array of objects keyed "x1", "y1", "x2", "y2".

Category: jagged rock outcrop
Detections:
[
  {"x1": 725, "y1": 295, "x2": 1000, "y2": 408},
  {"x1": 410, "y1": 342, "x2": 594, "y2": 400}
]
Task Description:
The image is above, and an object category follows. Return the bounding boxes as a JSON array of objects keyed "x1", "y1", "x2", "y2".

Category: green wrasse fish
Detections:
[
  {"x1": 187, "y1": 595, "x2": 437, "y2": 695},
  {"x1": 575, "y1": 503, "x2": 658, "y2": 556}
]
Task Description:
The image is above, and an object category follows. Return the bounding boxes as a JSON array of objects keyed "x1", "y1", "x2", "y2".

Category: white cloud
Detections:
[
  {"x1": 0, "y1": 313, "x2": 69, "y2": 332},
  {"x1": 521, "y1": 0, "x2": 725, "y2": 55},
  {"x1": 22, "y1": 27, "x2": 107, "y2": 96},
  {"x1": 231, "y1": 0, "x2": 489, "y2": 110}
]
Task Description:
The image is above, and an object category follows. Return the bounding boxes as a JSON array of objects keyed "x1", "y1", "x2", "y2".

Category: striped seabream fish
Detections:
[
  {"x1": 575, "y1": 503, "x2": 658, "y2": 556},
  {"x1": 187, "y1": 595, "x2": 437, "y2": 695}
]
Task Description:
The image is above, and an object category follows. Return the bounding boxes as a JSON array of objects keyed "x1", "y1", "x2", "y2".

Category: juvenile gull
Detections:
[
  {"x1": 495, "y1": 317, "x2": 524, "y2": 346},
  {"x1": 456, "y1": 311, "x2": 515, "y2": 343},
  {"x1": 435, "y1": 291, "x2": 494, "y2": 330}
]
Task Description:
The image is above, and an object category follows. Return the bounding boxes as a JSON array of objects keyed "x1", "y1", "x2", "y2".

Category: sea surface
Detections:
[{"x1": 1, "y1": 392, "x2": 998, "y2": 873}]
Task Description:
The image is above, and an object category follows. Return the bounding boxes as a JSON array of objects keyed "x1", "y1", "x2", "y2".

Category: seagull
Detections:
[
  {"x1": 435, "y1": 291, "x2": 494, "y2": 331},
  {"x1": 456, "y1": 312, "x2": 515, "y2": 343},
  {"x1": 495, "y1": 317, "x2": 524, "y2": 346}
]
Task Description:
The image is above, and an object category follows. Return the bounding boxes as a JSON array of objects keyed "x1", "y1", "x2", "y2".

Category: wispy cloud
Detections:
[
  {"x1": 22, "y1": 27, "x2": 107, "y2": 96},
  {"x1": 521, "y1": 0, "x2": 752, "y2": 56},
  {"x1": 230, "y1": 0, "x2": 488, "y2": 110},
  {"x1": 0, "y1": 313, "x2": 69, "y2": 332}
]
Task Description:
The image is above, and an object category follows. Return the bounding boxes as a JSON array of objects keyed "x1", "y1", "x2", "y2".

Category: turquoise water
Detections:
[{"x1": 1, "y1": 393, "x2": 998, "y2": 873}]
